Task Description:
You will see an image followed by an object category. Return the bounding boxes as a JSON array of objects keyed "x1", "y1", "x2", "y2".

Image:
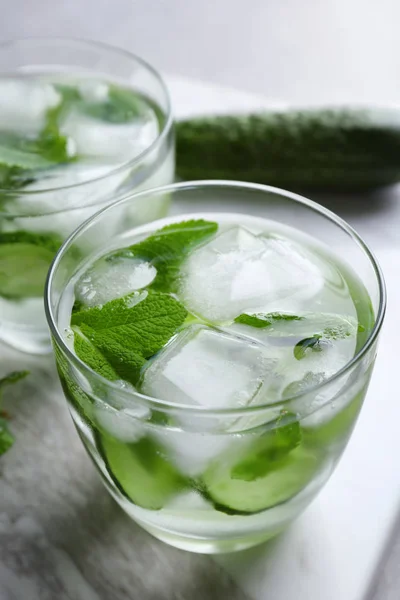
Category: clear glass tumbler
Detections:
[
  {"x1": 45, "y1": 181, "x2": 385, "y2": 553},
  {"x1": 0, "y1": 38, "x2": 174, "y2": 354}
]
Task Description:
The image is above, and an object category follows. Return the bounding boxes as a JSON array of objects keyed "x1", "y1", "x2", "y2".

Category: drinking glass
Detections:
[
  {"x1": 45, "y1": 181, "x2": 385, "y2": 553},
  {"x1": 0, "y1": 38, "x2": 174, "y2": 353}
]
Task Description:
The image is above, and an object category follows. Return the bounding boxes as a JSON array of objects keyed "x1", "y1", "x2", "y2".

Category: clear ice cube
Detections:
[
  {"x1": 2, "y1": 162, "x2": 127, "y2": 237},
  {"x1": 60, "y1": 105, "x2": 159, "y2": 161},
  {"x1": 275, "y1": 332, "x2": 356, "y2": 398},
  {"x1": 0, "y1": 78, "x2": 61, "y2": 135},
  {"x1": 179, "y1": 227, "x2": 324, "y2": 323},
  {"x1": 232, "y1": 312, "x2": 359, "y2": 341},
  {"x1": 141, "y1": 324, "x2": 276, "y2": 409},
  {"x1": 75, "y1": 254, "x2": 156, "y2": 308}
]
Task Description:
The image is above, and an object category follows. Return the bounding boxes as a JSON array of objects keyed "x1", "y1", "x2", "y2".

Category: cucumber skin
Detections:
[{"x1": 176, "y1": 109, "x2": 400, "y2": 191}]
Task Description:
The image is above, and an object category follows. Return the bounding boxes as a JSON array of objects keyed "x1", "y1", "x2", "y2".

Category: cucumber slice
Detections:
[
  {"x1": 0, "y1": 231, "x2": 62, "y2": 299},
  {"x1": 97, "y1": 433, "x2": 188, "y2": 510},
  {"x1": 202, "y1": 446, "x2": 318, "y2": 515}
]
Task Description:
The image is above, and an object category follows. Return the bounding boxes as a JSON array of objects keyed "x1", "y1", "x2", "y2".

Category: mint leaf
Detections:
[
  {"x1": 73, "y1": 325, "x2": 145, "y2": 386},
  {"x1": 0, "y1": 370, "x2": 29, "y2": 456},
  {"x1": 234, "y1": 312, "x2": 303, "y2": 329},
  {"x1": 0, "y1": 231, "x2": 62, "y2": 299},
  {"x1": 0, "y1": 417, "x2": 14, "y2": 455},
  {"x1": 293, "y1": 335, "x2": 325, "y2": 360},
  {"x1": 81, "y1": 85, "x2": 142, "y2": 124},
  {"x1": 73, "y1": 327, "x2": 120, "y2": 382},
  {"x1": 0, "y1": 133, "x2": 54, "y2": 170},
  {"x1": 0, "y1": 370, "x2": 30, "y2": 391},
  {"x1": 0, "y1": 164, "x2": 34, "y2": 190},
  {"x1": 0, "y1": 86, "x2": 77, "y2": 186},
  {"x1": 230, "y1": 411, "x2": 301, "y2": 482},
  {"x1": 119, "y1": 219, "x2": 218, "y2": 293},
  {"x1": 72, "y1": 291, "x2": 187, "y2": 384},
  {"x1": 38, "y1": 87, "x2": 79, "y2": 164}
]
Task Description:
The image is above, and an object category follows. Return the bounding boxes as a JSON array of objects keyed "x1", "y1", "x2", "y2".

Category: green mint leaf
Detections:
[
  {"x1": 231, "y1": 411, "x2": 301, "y2": 482},
  {"x1": 72, "y1": 291, "x2": 187, "y2": 384},
  {"x1": 0, "y1": 133, "x2": 54, "y2": 170},
  {"x1": 234, "y1": 312, "x2": 303, "y2": 329},
  {"x1": 81, "y1": 85, "x2": 142, "y2": 124},
  {"x1": 0, "y1": 86, "x2": 77, "y2": 182},
  {"x1": 0, "y1": 417, "x2": 14, "y2": 456},
  {"x1": 0, "y1": 370, "x2": 29, "y2": 393},
  {"x1": 294, "y1": 335, "x2": 324, "y2": 360},
  {"x1": 73, "y1": 325, "x2": 145, "y2": 386},
  {"x1": 73, "y1": 327, "x2": 120, "y2": 382},
  {"x1": 0, "y1": 231, "x2": 62, "y2": 299},
  {"x1": 38, "y1": 88, "x2": 79, "y2": 164},
  {"x1": 0, "y1": 164, "x2": 35, "y2": 190},
  {"x1": 120, "y1": 219, "x2": 218, "y2": 293},
  {"x1": 0, "y1": 370, "x2": 29, "y2": 456}
]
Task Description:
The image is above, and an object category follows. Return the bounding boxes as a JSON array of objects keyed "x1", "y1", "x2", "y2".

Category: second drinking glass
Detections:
[{"x1": 0, "y1": 38, "x2": 174, "y2": 353}]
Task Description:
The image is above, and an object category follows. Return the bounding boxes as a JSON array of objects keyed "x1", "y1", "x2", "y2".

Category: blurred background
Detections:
[{"x1": 3, "y1": 0, "x2": 400, "y2": 105}]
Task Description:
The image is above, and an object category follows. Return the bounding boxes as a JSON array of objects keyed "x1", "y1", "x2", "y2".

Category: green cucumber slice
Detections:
[
  {"x1": 0, "y1": 231, "x2": 61, "y2": 299},
  {"x1": 97, "y1": 433, "x2": 188, "y2": 510},
  {"x1": 202, "y1": 446, "x2": 318, "y2": 515}
]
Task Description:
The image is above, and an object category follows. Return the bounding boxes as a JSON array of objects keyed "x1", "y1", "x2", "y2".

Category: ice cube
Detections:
[
  {"x1": 0, "y1": 78, "x2": 61, "y2": 134},
  {"x1": 75, "y1": 255, "x2": 156, "y2": 308},
  {"x1": 179, "y1": 227, "x2": 324, "y2": 323},
  {"x1": 95, "y1": 404, "x2": 146, "y2": 443},
  {"x1": 2, "y1": 161, "x2": 127, "y2": 238},
  {"x1": 276, "y1": 332, "x2": 357, "y2": 399},
  {"x1": 141, "y1": 324, "x2": 276, "y2": 409},
  {"x1": 232, "y1": 312, "x2": 359, "y2": 341},
  {"x1": 154, "y1": 429, "x2": 234, "y2": 477},
  {"x1": 78, "y1": 80, "x2": 110, "y2": 103},
  {"x1": 60, "y1": 105, "x2": 159, "y2": 161}
]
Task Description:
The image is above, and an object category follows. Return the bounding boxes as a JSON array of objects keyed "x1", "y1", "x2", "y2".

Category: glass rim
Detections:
[
  {"x1": 45, "y1": 180, "x2": 387, "y2": 416},
  {"x1": 0, "y1": 36, "x2": 173, "y2": 201}
]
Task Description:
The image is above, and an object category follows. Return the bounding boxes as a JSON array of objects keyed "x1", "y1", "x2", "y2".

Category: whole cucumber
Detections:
[{"x1": 176, "y1": 108, "x2": 400, "y2": 191}]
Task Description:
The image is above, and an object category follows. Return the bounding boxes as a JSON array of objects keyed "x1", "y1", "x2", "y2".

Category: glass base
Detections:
[
  {"x1": 134, "y1": 518, "x2": 282, "y2": 553},
  {"x1": 102, "y1": 476, "x2": 317, "y2": 555}
]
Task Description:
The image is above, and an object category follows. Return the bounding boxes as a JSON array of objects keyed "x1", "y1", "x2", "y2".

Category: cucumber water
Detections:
[{"x1": 56, "y1": 211, "x2": 375, "y2": 552}]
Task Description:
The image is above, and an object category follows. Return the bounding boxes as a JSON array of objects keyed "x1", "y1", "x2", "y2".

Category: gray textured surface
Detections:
[
  {"x1": 0, "y1": 347, "x2": 247, "y2": 600},
  {"x1": 1, "y1": 1, "x2": 400, "y2": 598}
]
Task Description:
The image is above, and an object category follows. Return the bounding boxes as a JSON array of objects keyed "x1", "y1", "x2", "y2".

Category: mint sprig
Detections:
[
  {"x1": 0, "y1": 370, "x2": 29, "y2": 456},
  {"x1": 72, "y1": 291, "x2": 187, "y2": 385},
  {"x1": 0, "y1": 231, "x2": 63, "y2": 299},
  {"x1": 117, "y1": 219, "x2": 218, "y2": 293}
]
